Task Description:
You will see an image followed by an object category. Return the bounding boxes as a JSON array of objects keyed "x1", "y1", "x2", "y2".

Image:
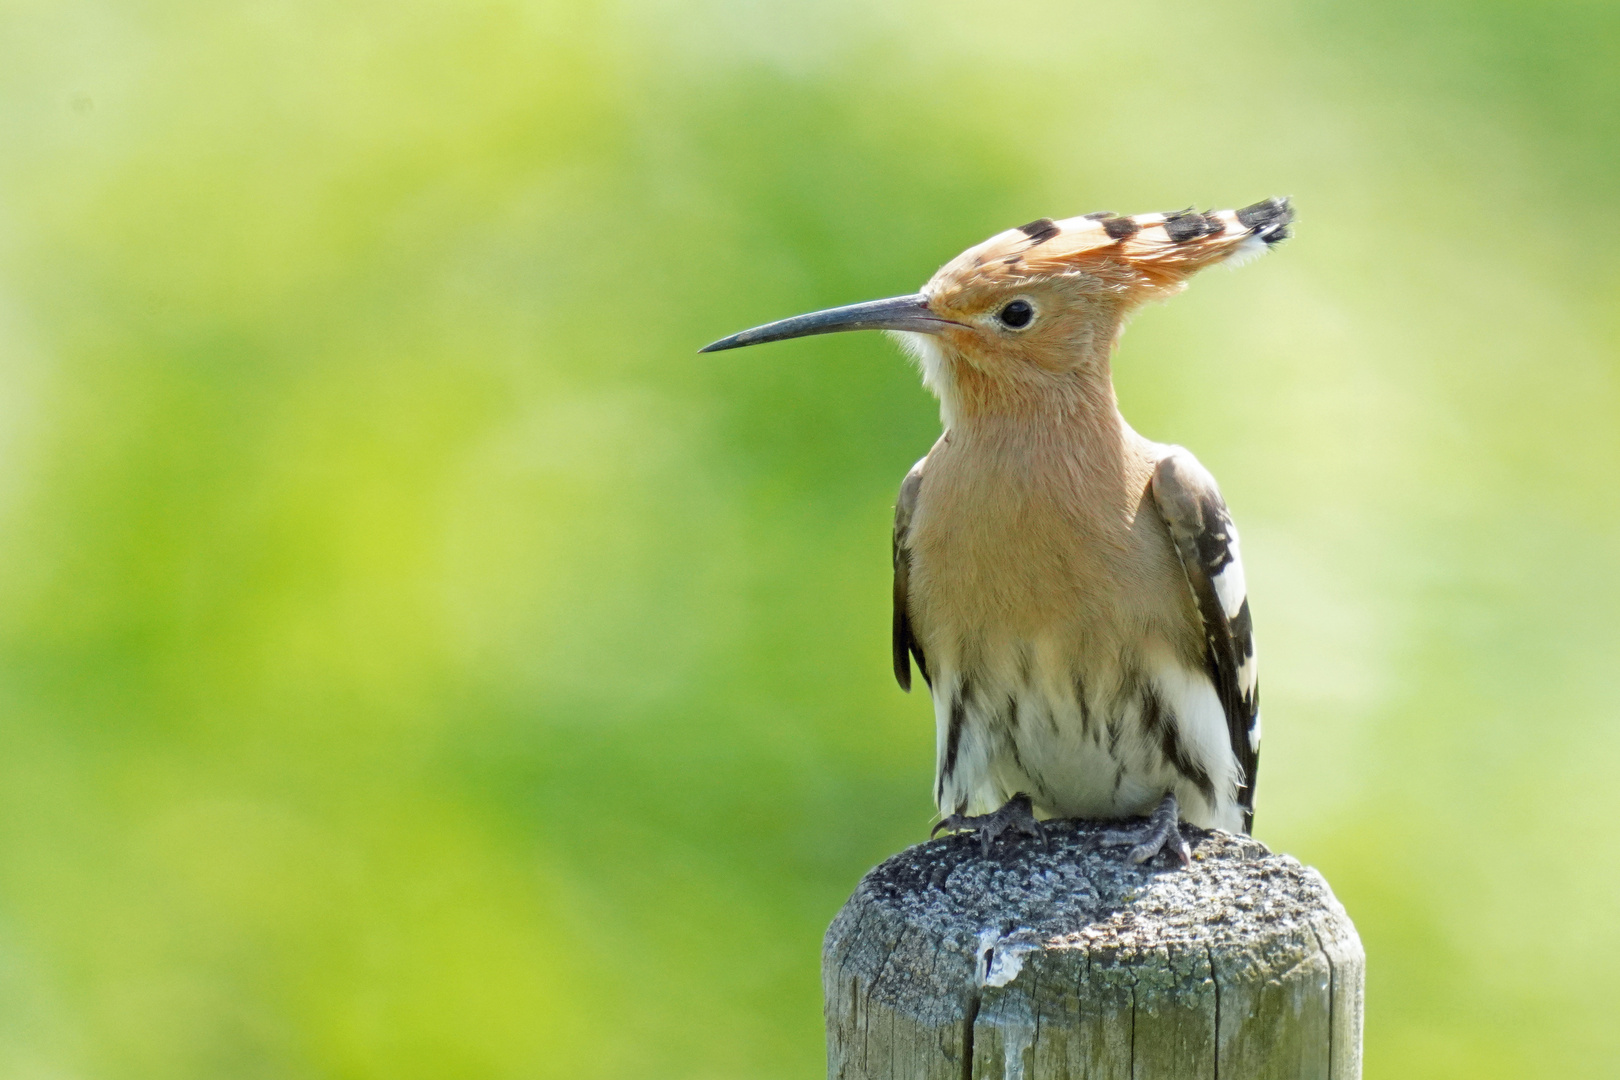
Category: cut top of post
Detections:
[{"x1": 823, "y1": 821, "x2": 1363, "y2": 1080}]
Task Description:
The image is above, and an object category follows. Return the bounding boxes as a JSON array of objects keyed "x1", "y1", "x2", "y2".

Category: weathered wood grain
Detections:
[{"x1": 824, "y1": 822, "x2": 1362, "y2": 1079}]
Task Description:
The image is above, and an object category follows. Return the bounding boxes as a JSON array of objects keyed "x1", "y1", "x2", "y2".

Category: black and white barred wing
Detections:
[
  {"x1": 1150, "y1": 449, "x2": 1261, "y2": 830},
  {"x1": 891, "y1": 458, "x2": 930, "y2": 691}
]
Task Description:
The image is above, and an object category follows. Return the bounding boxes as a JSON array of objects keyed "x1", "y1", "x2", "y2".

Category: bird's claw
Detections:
[
  {"x1": 1101, "y1": 792, "x2": 1191, "y2": 867},
  {"x1": 931, "y1": 792, "x2": 1048, "y2": 857}
]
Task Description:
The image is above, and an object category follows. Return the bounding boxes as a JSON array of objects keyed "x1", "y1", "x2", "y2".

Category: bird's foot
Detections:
[
  {"x1": 931, "y1": 793, "x2": 1048, "y2": 858},
  {"x1": 1101, "y1": 793, "x2": 1191, "y2": 868}
]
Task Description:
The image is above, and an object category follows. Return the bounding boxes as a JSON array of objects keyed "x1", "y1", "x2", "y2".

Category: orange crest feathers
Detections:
[{"x1": 928, "y1": 198, "x2": 1293, "y2": 304}]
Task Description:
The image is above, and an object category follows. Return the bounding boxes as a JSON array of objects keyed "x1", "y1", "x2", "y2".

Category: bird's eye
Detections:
[{"x1": 998, "y1": 299, "x2": 1034, "y2": 329}]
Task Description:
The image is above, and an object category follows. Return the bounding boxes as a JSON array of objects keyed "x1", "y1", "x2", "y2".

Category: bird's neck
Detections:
[
  {"x1": 941, "y1": 346, "x2": 1132, "y2": 470},
  {"x1": 917, "y1": 342, "x2": 1155, "y2": 632}
]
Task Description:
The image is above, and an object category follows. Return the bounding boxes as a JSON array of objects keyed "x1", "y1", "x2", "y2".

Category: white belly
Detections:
[{"x1": 929, "y1": 636, "x2": 1244, "y2": 832}]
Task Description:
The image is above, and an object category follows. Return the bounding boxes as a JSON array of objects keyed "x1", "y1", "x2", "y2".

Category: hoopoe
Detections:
[{"x1": 703, "y1": 199, "x2": 1290, "y2": 865}]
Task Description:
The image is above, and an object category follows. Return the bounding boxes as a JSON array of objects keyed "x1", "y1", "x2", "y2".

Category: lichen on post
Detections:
[{"x1": 823, "y1": 821, "x2": 1362, "y2": 1079}]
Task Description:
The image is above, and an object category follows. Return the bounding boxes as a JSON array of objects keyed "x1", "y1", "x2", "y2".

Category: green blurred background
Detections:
[{"x1": 1, "y1": 0, "x2": 1617, "y2": 1076}]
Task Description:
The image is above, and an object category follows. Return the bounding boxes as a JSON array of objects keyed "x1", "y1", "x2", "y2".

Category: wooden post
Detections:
[{"x1": 824, "y1": 821, "x2": 1362, "y2": 1079}]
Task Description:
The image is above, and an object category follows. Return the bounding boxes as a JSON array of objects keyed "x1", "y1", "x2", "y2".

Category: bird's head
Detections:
[{"x1": 702, "y1": 198, "x2": 1293, "y2": 421}]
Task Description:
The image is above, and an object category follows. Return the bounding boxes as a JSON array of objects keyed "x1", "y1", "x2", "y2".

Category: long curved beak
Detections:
[{"x1": 699, "y1": 293, "x2": 957, "y2": 353}]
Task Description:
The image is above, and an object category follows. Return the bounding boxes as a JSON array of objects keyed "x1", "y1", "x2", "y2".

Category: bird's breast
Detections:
[{"x1": 905, "y1": 444, "x2": 1189, "y2": 670}]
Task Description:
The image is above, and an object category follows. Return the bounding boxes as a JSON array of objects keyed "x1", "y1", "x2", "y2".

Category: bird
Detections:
[{"x1": 701, "y1": 199, "x2": 1290, "y2": 865}]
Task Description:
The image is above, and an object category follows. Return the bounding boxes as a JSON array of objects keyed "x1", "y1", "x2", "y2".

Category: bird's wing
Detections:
[
  {"x1": 1150, "y1": 449, "x2": 1260, "y2": 830},
  {"x1": 892, "y1": 458, "x2": 930, "y2": 691}
]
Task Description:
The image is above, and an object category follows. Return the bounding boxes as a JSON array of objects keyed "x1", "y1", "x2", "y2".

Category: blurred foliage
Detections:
[{"x1": 0, "y1": 0, "x2": 1617, "y2": 1076}]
